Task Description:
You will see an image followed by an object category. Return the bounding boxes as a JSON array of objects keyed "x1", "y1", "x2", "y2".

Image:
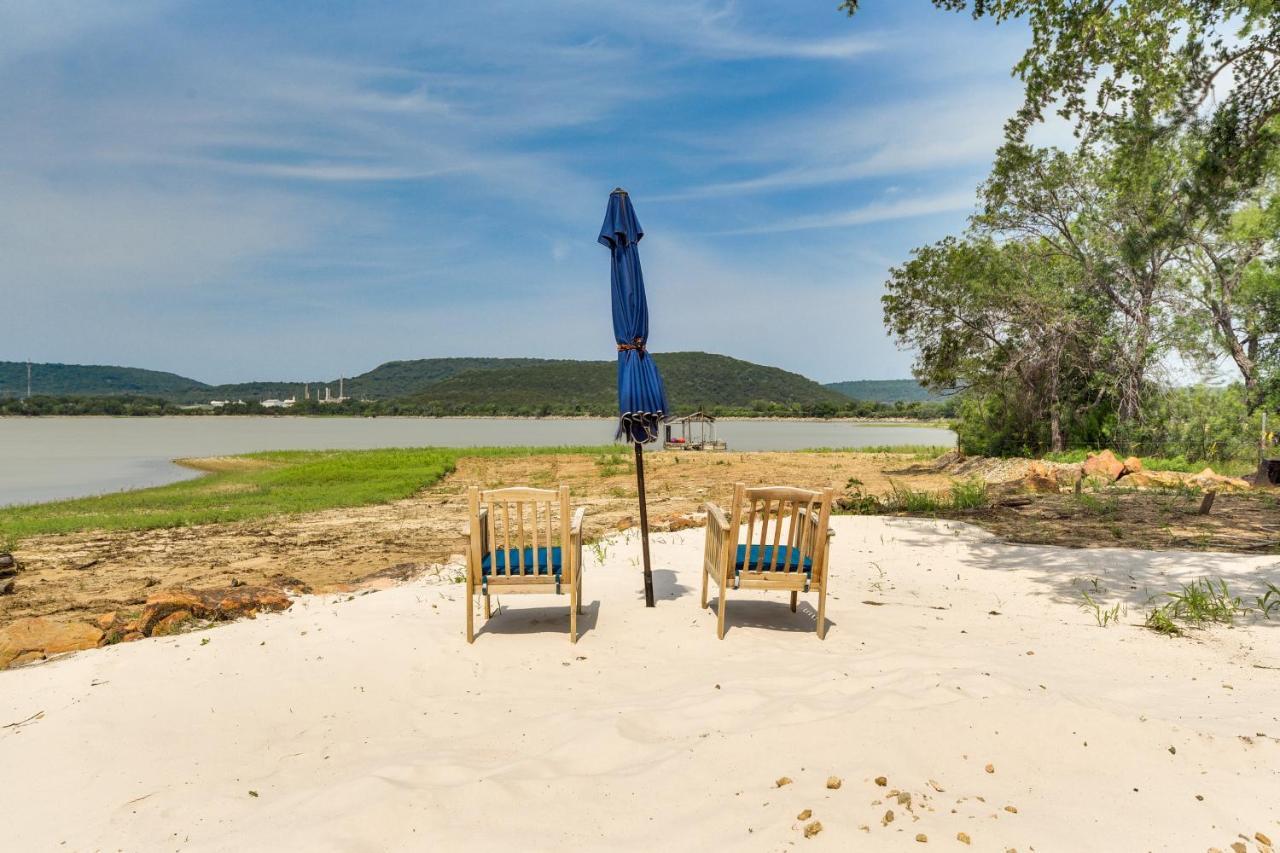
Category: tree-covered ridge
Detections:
[
  {"x1": 824, "y1": 379, "x2": 941, "y2": 403},
  {"x1": 0, "y1": 354, "x2": 956, "y2": 419},
  {"x1": 0, "y1": 362, "x2": 207, "y2": 399}
]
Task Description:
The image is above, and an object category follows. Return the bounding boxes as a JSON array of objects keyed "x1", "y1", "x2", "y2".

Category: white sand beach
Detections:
[{"x1": 2, "y1": 516, "x2": 1278, "y2": 851}]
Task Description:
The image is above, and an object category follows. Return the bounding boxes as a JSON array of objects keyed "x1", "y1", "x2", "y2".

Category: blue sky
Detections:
[{"x1": 0, "y1": 1, "x2": 1042, "y2": 384}]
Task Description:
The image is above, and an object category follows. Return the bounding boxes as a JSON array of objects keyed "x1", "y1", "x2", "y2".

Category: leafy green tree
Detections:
[
  {"x1": 883, "y1": 236, "x2": 1109, "y2": 452},
  {"x1": 842, "y1": 1, "x2": 1280, "y2": 201}
]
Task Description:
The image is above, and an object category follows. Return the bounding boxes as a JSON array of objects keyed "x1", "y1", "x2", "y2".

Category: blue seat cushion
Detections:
[
  {"x1": 481, "y1": 547, "x2": 563, "y2": 577},
  {"x1": 735, "y1": 544, "x2": 811, "y2": 574}
]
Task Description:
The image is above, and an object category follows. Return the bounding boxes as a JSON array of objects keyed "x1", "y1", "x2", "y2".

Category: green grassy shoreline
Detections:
[{"x1": 0, "y1": 445, "x2": 614, "y2": 545}]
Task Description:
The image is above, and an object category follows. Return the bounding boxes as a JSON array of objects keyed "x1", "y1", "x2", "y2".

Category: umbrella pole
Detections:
[{"x1": 634, "y1": 442, "x2": 655, "y2": 607}]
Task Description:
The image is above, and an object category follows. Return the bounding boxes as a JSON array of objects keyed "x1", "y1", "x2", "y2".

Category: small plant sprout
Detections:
[
  {"x1": 1079, "y1": 589, "x2": 1124, "y2": 627},
  {"x1": 1257, "y1": 582, "x2": 1280, "y2": 619}
]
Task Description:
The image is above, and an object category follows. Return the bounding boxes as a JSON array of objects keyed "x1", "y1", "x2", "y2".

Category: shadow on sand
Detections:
[{"x1": 476, "y1": 599, "x2": 601, "y2": 640}]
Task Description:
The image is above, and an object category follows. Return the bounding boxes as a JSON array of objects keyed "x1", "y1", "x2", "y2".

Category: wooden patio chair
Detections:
[
  {"x1": 701, "y1": 483, "x2": 834, "y2": 639},
  {"x1": 466, "y1": 485, "x2": 586, "y2": 643}
]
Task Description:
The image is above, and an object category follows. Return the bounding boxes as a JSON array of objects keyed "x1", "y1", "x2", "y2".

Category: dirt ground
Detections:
[
  {"x1": 0, "y1": 451, "x2": 951, "y2": 632},
  {"x1": 5, "y1": 450, "x2": 1278, "y2": 639},
  {"x1": 952, "y1": 490, "x2": 1280, "y2": 553}
]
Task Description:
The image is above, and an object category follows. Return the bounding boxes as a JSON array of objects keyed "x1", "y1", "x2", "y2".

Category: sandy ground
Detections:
[
  {"x1": 3, "y1": 451, "x2": 954, "y2": 629},
  {"x1": 2, "y1": 517, "x2": 1278, "y2": 851}
]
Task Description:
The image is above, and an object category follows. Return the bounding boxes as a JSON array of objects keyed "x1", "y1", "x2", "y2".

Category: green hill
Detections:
[
  {"x1": 3, "y1": 355, "x2": 900, "y2": 416},
  {"x1": 824, "y1": 379, "x2": 942, "y2": 403},
  {"x1": 414, "y1": 352, "x2": 849, "y2": 414},
  {"x1": 0, "y1": 362, "x2": 207, "y2": 399}
]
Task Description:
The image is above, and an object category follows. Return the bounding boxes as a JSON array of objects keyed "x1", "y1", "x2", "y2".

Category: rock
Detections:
[
  {"x1": 1022, "y1": 461, "x2": 1060, "y2": 493},
  {"x1": 95, "y1": 612, "x2": 118, "y2": 631},
  {"x1": 1258, "y1": 832, "x2": 1273, "y2": 847},
  {"x1": 985, "y1": 763, "x2": 995, "y2": 774},
  {"x1": 1122, "y1": 470, "x2": 1192, "y2": 489},
  {"x1": 803, "y1": 820, "x2": 823, "y2": 839},
  {"x1": 0, "y1": 617, "x2": 104, "y2": 669},
  {"x1": 1122, "y1": 456, "x2": 1144, "y2": 474},
  {"x1": 0, "y1": 552, "x2": 15, "y2": 569},
  {"x1": 121, "y1": 632, "x2": 144, "y2": 643},
  {"x1": 897, "y1": 792, "x2": 912, "y2": 807},
  {"x1": 212, "y1": 588, "x2": 291, "y2": 620},
  {"x1": 915, "y1": 834, "x2": 928, "y2": 843},
  {"x1": 776, "y1": 776, "x2": 793, "y2": 788},
  {"x1": 659, "y1": 513, "x2": 703, "y2": 532},
  {"x1": 1004, "y1": 805, "x2": 1018, "y2": 814},
  {"x1": 957, "y1": 832, "x2": 971, "y2": 845},
  {"x1": 1230, "y1": 843, "x2": 1246, "y2": 853},
  {"x1": 150, "y1": 610, "x2": 194, "y2": 637},
  {"x1": 874, "y1": 776, "x2": 888, "y2": 787},
  {"x1": 882, "y1": 809, "x2": 895, "y2": 826},
  {"x1": 137, "y1": 591, "x2": 208, "y2": 635},
  {"x1": 796, "y1": 809, "x2": 812, "y2": 821},
  {"x1": 0, "y1": 579, "x2": 14, "y2": 595},
  {"x1": 1189, "y1": 468, "x2": 1251, "y2": 492},
  {"x1": 615, "y1": 516, "x2": 634, "y2": 532},
  {"x1": 137, "y1": 586, "x2": 293, "y2": 636},
  {"x1": 1082, "y1": 450, "x2": 1125, "y2": 481},
  {"x1": 826, "y1": 776, "x2": 842, "y2": 790}
]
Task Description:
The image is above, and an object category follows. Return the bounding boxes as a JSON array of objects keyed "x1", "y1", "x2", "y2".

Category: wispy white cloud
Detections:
[{"x1": 715, "y1": 189, "x2": 977, "y2": 235}]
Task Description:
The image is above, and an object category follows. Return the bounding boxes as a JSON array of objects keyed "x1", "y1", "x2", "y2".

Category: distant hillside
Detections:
[
  {"x1": 824, "y1": 379, "x2": 942, "y2": 403},
  {"x1": 415, "y1": 352, "x2": 849, "y2": 414},
  {"x1": 1, "y1": 354, "x2": 853, "y2": 414},
  {"x1": 0, "y1": 362, "x2": 207, "y2": 399}
]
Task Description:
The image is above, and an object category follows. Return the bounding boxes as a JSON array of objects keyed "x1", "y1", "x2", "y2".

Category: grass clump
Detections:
[
  {"x1": 0, "y1": 445, "x2": 613, "y2": 543},
  {"x1": 1079, "y1": 590, "x2": 1125, "y2": 627},
  {"x1": 1144, "y1": 577, "x2": 1247, "y2": 635},
  {"x1": 1258, "y1": 582, "x2": 1280, "y2": 619},
  {"x1": 835, "y1": 477, "x2": 987, "y2": 516}
]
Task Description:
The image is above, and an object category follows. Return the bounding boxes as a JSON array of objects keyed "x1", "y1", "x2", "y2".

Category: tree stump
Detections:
[{"x1": 1198, "y1": 490, "x2": 1217, "y2": 515}]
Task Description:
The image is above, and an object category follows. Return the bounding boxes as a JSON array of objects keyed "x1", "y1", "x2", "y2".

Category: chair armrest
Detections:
[
  {"x1": 570, "y1": 507, "x2": 586, "y2": 540},
  {"x1": 704, "y1": 501, "x2": 729, "y2": 533}
]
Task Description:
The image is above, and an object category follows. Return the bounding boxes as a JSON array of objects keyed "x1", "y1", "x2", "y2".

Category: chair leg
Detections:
[
  {"x1": 700, "y1": 566, "x2": 709, "y2": 609},
  {"x1": 816, "y1": 579, "x2": 828, "y2": 640},
  {"x1": 466, "y1": 577, "x2": 475, "y2": 644},
  {"x1": 577, "y1": 572, "x2": 584, "y2": 615},
  {"x1": 483, "y1": 593, "x2": 491, "y2": 619},
  {"x1": 716, "y1": 587, "x2": 728, "y2": 639},
  {"x1": 570, "y1": 583, "x2": 579, "y2": 644},
  {"x1": 790, "y1": 591, "x2": 798, "y2": 613}
]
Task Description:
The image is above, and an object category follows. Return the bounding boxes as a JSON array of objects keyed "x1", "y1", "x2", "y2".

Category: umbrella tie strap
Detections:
[{"x1": 617, "y1": 338, "x2": 646, "y2": 353}]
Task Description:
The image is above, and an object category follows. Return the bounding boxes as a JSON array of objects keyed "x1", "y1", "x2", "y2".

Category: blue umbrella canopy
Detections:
[{"x1": 599, "y1": 188, "x2": 670, "y2": 444}]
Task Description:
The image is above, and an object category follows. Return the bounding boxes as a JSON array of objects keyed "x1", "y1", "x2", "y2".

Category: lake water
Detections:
[{"x1": 0, "y1": 417, "x2": 955, "y2": 507}]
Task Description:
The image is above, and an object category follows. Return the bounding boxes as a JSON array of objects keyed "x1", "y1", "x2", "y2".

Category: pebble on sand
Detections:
[
  {"x1": 826, "y1": 776, "x2": 842, "y2": 790},
  {"x1": 915, "y1": 833, "x2": 928, "y2": 843},
  {"x1": 985, "y1": 763, "x2": 995, "y2": 774},
  {"x1": 1257, "y1": 832, "x2": 1273, "y2": 847},
  {"x1": 1004, "y1": 805, "x2": 1018, "y2": 814},
  {"x1": 803, "y1": 820, "x2": 822, "y2": 839},
  {"x1": 776, "y1": 777, "x2": 793, "y2": 788},
  {"x1": 957, "y1": 832, "x2": 971, "y2": 845},
  {"x1": 882, "y1": 809, "x2": 895, "y2": 826},
  {"x1": 796, "y1": 809, "x2": 812, "y2": 821},
  {"x1": 874, "y1": 776, "x2": 888, "y2": 787}
]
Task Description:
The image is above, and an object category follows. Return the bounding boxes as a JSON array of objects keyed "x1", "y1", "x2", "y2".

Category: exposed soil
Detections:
[
  {"x1": 1, "y1": 451, "x2": 950, "y2": 633},
  {"x1": 4, "y1": 449, "x2": 1277, "y2": 650},
  {"x1": 950, "y1": 489, "x2": 1280, "y2": 553}
]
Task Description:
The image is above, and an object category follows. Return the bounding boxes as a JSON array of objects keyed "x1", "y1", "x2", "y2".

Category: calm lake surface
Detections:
[{"x1": 0, "y1": 417, "x2": 956, "y2": 507}]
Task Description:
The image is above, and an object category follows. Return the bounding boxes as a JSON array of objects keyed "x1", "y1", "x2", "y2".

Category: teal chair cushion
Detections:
[
  {"x1": 482, "y1": 547, "x2": 563, "y2": 576},
  {"x1": 734, "y1": 544, "x2": 812, "y2": 574}
]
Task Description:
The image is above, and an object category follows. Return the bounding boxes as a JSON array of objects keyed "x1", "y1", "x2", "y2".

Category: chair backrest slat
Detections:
[
  {"x1": 469, "y1": 485, "x2": 571, "y2": 579},
  {"x1": 729, "y1": 484, "x2": 833, "y2": 576}
]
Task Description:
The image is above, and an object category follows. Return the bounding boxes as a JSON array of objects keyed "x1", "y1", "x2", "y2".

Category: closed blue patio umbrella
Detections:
[{"x1": 599, "y1": 188, "x2": 669, "y2": 607}]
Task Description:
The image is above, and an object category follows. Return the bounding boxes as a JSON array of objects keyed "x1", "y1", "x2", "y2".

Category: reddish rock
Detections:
[
  {"x1": 615, "y1": 516, "x2": 634, "y2": 531},
  {"x1": 0, "y1": 617, "x2": 104, "y2": 669},
  {"x1": 1023, "y1": 462, "x2": 1060, "y2": 493},
  {"x1": 137, "y1": 591, "x2": 209, "y2": 635},
  {"x1": 95, "y1": 611, "x2": 118, "y2": 631},
  {"x1": 150, "y1": 610, "x2": 194, "y2": 637},
  {"x1": 1122, "y1": 456, "x2": 1144, "y2": 474},
  {"x1": 212, "y1": 588, "x2": 292, "y2": 619},
  {"x1": 121, "y1": 632, "x2": 144, "y2": 643},
  {"x1": 1082, "y1": 450, "x2": 1125, "y2": 481}
]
